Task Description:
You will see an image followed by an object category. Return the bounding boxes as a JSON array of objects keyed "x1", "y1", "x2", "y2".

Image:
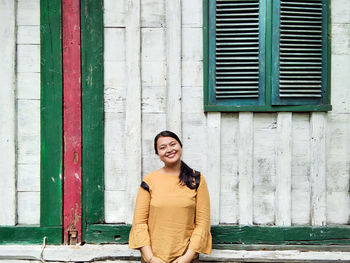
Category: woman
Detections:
[{"x1": 129, "y1": 130, "x2": 212, "y2": 263}]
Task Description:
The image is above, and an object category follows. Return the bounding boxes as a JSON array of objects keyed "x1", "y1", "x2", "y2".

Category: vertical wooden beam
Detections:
[
  {"x1": 238, "y1": 112, "x2": 254, "y2": 225},
  {"x1": 125, "y1": 0, "x2": 141, "y2": 224},
  {"x1": 0, "y1": 0, "x2": 16, "y2": 226},
  {"x1": 81, "y1": 0, "x2": 104, "y2": 235},
  {"x1": 62, "y1": 0, "x2": 82, "y2": 244},
  {"x1": 276, "y1": 112, "x2": 292, "y2": 226},
  {"x1": 207, "y1": 112, "x2": 221, "y2": 225},
  {"x1": 40, "y1": 0, "x2": 63, "y2": 228},
  {"x1": 310, "y1": 112, "x2": 327, "y2": 226},
  {"x1": 166, "y1": 0, "x2": 182, "y2": 137}
]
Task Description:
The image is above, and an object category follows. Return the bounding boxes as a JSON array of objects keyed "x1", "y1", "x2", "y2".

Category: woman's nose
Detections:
[{"x1": 165, "y1": 145, "x2": 172, "y2": 152}]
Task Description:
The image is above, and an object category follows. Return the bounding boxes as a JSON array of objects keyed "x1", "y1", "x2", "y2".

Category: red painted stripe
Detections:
[{"x1": 62, "y1": 0, "x2": 82, "y2": 244}]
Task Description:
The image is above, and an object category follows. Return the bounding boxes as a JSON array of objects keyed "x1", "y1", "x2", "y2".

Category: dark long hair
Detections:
[{"x1": 154, "y1": 130, "x2": 200, "y2": 190}]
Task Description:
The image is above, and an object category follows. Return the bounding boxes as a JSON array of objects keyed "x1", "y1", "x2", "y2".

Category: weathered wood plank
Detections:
[
  {"x1": 140, "y1": 28, "x2": 166, "y2": 115},
  {"x1": 332, "y1": 24, "x2": 350, "y2": 56},
  {"x1": 182, "y1": 0, "x2": 202, "y2": 28},
  {"x1": 141, "y1": 113, "x2": 166, "y2": 178},
  {"x1": 291, "y1": 114, "x2": 311, "y2": 225},
  {"x1": 220, "y1": 114, "x2": 239, "y2": 224},
  {"x1": 331, "y1": 54, "x2": 350, "y2": 114},
  {"x1": 310, "y1": 112, "x2": 327, "y2": 226},
  {"x1": 16, "y1": 99, "x2": 40, "y2": 220},
  {"x1": 17, "y1": 73, "x2": 40, "y2": 100},
  {"x1": 166, "y1": 0, "x2": 182, "y2": 136},
  {"x1": 104, "y1": 0, "x2": 126, "y2": 27},
  {"x1": 81, "y1": 0, "x2": 104, "y2": 228},
  {"x1": 0, "y1": 0, "x2": 16, "y2": 226},
  {"x1": 276, "y1": 113, "x2": 292, "y2": 226},
  {"x1": 17, "y1": 0, "x2": 40, "y2": 26},
  {"x1": 17, "y1": 164, "x2": 40, "y2": 192},
  {"x1": 141, "y1": 0, "x2": 165, "y2": 28},
  {"x1": 182, "y1": 113, "x2": 207, "y2": 174},
  {"x1": 125, "y1": 0, "x2": 141, "y2": 224},
  {"x1": 62, "y1": 0, "x2": 82, "y2": 244},
  {"x1": 253, "y1": 114, "x2": 277, "y2": 225},
  {"x1": 207, "y1": 112, "x2": 221, "y2": 225},
  {"x1": 0, "y1": 227, "x2": 61, "y2": 245},
  {"x1": 17, "y1": 45, "x2": 40, "y2": 73},
  {"x1": 17, "y1": 192, "x2": 40, "y2": 225},
  {"x1": 40, "y1": 0, "x2": 63, "y2": 228},
  {"x1": 238, "y1": 112, "x2": 253, "y2": 225},
  {"x1": 182, "y1": 28, "x2": 202, "y2": 61},
  {"x1": 326, "y1": 113, "x2": 350, "y2": 224},
  {"x1": 105, "y1": 191, "x2": 126, "y2": 224},
  {"x1": 84, "y1": 224, "x2": 350, "y2": 246},
  {"x1": 331, "y1": 0, "x2": 350, "y2": 24},
  {"x1": 104, "y1": 29, "x2": 126, "y2": 114},
  {"x1": 17, "y1": 26, "x2": 40, "y2": 44},
  {"x1": 104, "y1": 113, "x2": 126, "y2": 192},
  {"x1": 182, "y1": 61, "x2": 203, "y2": 87}
]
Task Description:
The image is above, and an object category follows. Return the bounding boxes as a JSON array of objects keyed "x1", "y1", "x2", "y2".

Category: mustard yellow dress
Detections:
[{"x1": 129, "y1": 171, "x2": 212, "y2": 263}]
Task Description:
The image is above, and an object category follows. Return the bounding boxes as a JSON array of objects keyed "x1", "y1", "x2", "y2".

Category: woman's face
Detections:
[{"x1": 156, "y1": 136, "x2": 182, "y2": 166}]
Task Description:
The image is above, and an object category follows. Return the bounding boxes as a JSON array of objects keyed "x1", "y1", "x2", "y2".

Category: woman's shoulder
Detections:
[{"x1": 142, "y1": 170, "x2": 160, "y2": 184}]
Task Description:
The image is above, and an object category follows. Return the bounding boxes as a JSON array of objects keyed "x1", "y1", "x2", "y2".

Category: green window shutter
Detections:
[
  {"x1": 209, "y1": 0, "x2": 266, "y2": 106},
  {"x1": 271, "y1": 0, "x2": 329, "y2": 106}
]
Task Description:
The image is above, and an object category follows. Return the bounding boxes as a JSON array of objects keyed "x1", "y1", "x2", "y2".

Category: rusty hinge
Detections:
[{"x1": 68, "y1": 230, "x2": 78, "y2": 245}]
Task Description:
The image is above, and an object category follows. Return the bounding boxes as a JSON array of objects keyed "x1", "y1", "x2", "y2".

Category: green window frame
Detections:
[
  {"x1": 0, "y1": 0, "x2": 62, "y2": 244},
  {"x1": 204, "y1": 0, "x2": 332, "y2": 112}
]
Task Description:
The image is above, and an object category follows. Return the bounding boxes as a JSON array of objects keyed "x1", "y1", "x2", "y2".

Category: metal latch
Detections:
[{"x1": 68, "y1": 230, "x2": 78, "y2": 245}]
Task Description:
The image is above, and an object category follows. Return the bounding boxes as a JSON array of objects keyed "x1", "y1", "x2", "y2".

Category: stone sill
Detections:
[{"x1": 1, "y1": 244, "x2": 350, "y2": 262}]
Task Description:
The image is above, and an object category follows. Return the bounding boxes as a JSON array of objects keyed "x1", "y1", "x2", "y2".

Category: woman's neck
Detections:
[{"x1": 162, "y1": 161, "x2": 181, "y2": 175}]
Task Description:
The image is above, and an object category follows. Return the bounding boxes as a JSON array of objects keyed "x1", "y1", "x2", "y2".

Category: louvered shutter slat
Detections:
[
  {"x1": 214, "y1": 0, "x2": 263, "y2": 102},
  {"x1": 272, "y1": 0, "x2": 328, "y2": 105}
]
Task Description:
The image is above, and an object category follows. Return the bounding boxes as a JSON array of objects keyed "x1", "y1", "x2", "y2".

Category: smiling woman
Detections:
[{"x1": 129, "y1": 130, "x2": 212, "y2": 263}]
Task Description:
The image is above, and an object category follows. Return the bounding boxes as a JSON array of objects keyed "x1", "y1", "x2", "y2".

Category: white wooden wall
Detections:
[
  {"x1": 0, "y1": 0, "x2": 40, "y2": 226},
  {"x1": 104, "y1": 0, "x2": 350, "y2": 226}
]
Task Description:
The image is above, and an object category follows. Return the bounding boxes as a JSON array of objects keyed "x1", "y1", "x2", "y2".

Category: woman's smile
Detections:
[{"x1": 166, "y1": 151, "x2": 177, "y2": 158}]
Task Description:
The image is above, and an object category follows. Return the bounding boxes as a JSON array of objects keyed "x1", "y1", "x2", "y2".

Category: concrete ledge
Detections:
[{"x1": 1, "y1": 244, "x2": 350, "y2": 262}]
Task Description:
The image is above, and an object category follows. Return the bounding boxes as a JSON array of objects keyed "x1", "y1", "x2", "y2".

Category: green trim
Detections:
[
  {"x1": 205, "y1": 104, "x2": 332, "y2": 112},
  {"x1": 85, "y1": 224, "x2": 350, "y2": 245},
  {"x1": 258, "y1": 0, "x2": 266, "y2": 106},
  {"x1": 0, "y1": 226, "x2": 61, "y2": 245},
  {"x1": 214, "y1": 244, "x2": 350, "y2": 251},
  {"x1": 265, "y1": 0, "x2": 273, "y2": 107},
  {"x1": 323, "y1": 0, "x2": 330, "y2": 105},
  {"x1": 40, "y1": 0, "x2": 62, "y2": 228},
  {"x1": 86, "y1": 225, "x2": 131, "y2": 244},
  {"x1": 270, "y1": 0, "x2": 280, "y2": 105},
  {"x1": 81, "y1": 0, "x2": 105, "y2": 241},
  {"x1": 327, "y1": 0, "x2": 332, "y2": 105},
  {"x1": 213, "y1": 225, "x2": 350, "y2": 245},
  {"x1": 203, "y1": 0, "x2": 209, "y2": 106},
  {"x1": 208, "y1": 0, "x2": 216, "y2": 104}
]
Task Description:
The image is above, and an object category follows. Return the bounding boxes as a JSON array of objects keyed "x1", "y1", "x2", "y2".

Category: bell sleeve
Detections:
[
  {"x1": 188, "y1": 174, "x2": 212, "y2": 254},
  {"x1": 128, "y1": 181, "x2": 151, "y2": 249}
]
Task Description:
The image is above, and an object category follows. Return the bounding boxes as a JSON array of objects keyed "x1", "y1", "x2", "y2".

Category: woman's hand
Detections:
[
  {"x1": 172, "y1": 249, "x2": 198, "y2": 263},
  {"x1": 172, "y1": 255, "x2": 192, "y2": 263},
  {"x1": 150, "y1": 256, "x2": 166, "y2": 263}
]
